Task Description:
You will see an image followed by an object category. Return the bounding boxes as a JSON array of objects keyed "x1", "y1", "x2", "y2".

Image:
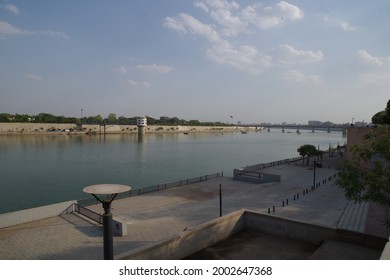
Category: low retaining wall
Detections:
[
  {"x1": 117, "y1": 210, "x2": 246, "y2": 260},
  {"x1": 232, "y1": 156, "x2": 302, "y2": 184},
  {"x1": 245, "y1": 211, "x2": 385, "y2": 249},
  {"x1": 233, "y1": 169, "x2": 281, "y2": 184},
  {"x1": 0, "y1": 122, "x2": 262, "y2": 135},
  {"x1": 0, "y1": 122, "x2": 77, "y2": 133},
  {"x1": 0, "y1": 200, "x2": 77, "y2": 229},
  {"x1": 116, "y1": 210, "x2": 387, "y2": 260},
  {"x1": 244, "y1": 211, "x2": 336, "y2": 245}
]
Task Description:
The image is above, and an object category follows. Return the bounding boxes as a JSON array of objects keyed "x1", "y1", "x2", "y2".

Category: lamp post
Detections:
[
  {"x1": 219, "y1": 184, "x2": 222, "y2": 217},
  {"x1": 312, "y1": 161, "x2": 317, "y2": 191},
  {"x1": 83, "y1": 184, "x2": 131, "y2": 260}
]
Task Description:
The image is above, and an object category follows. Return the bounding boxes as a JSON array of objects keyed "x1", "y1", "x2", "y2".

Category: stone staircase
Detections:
[{"x1": 337, "y1": 201, "x2": 369, "y2": 233}]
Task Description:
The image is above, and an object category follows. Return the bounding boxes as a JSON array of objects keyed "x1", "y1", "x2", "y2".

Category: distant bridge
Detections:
[{"x1": 264, "y1": 124, "x2": 348, "y2": 135}]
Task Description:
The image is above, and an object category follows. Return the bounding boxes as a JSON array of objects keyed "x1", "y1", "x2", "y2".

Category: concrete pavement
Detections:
[{"x1": 0, "y1": 156, "x2": 388, "y2": 259}]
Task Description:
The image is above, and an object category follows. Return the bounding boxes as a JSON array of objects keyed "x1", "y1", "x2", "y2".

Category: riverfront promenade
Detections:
[{"x1": 0, "y1": 155, "x2": 388, "y2": 259}]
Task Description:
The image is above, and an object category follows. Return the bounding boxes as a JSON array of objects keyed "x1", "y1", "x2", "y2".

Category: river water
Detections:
[{"x1": 0, "y1": 129, "x2": 345, "y2": 214}]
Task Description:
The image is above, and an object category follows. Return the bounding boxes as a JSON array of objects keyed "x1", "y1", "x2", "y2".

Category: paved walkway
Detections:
[{"x1": 0, "y1": 156, "x2": 388, "y2": 259}]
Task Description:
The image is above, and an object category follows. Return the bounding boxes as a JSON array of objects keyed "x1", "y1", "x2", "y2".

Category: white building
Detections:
[{"x1": 136, "y1": 116, "x2": 147, "y2": 127}]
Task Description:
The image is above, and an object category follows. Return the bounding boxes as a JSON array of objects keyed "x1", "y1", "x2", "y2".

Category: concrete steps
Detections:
[{"x1": 337, "y1": 201, "x2": 369, "y2": 233}]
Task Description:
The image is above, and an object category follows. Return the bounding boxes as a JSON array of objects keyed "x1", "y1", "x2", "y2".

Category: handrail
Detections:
[
  {"x1": 73, "y1": 203, "x2": 102, "y2": 224},
  {"x1": 235, "y1": 156, "x2": 302, "y2": 173},
  {"x1": 77, "y1": 171, "x2": 223, "y2": 207}
]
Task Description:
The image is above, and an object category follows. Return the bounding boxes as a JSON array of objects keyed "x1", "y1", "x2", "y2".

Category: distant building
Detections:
[
  {"x1": 136, "y1": 116, "x2": 147, "y2": 127},
  {"x1": 354, "y1": 121, "x2": 368, "y2": 127},
  {"x1": 308, "y1": 120, "x2": 322, "y2": 126}
]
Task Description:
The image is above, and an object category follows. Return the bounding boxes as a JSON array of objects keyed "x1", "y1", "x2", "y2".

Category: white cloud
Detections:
[
  {"x1": 25, "y1": 74, "x2": 43, "y2": 81},
  {"x1": 173, "y1": 13, "x2": 222, "y2": 43},
  {"x1": 207, "y1": 43, "x2": 272, "y2": 74},
  {"x1": 241, "y1": 1, "x2": 303, "y2": 29},
  {"x1": 5, "y1": 4, "x2": 20, "y2": 15},
  {"x1": 358, "y1": 50, "x2": 390, "y2": 66},
  {"x1": 135, "y1": 64, "x2": 175, "y2": 74},
  {"x1": 114, "y1": 66, "x2": 128, "y2": 74},
  {"x1": 0, "y1": 20, "x2": 69, "y2": 38},
  {"x1": 165, "y1": 1, "x2": 304, "y2": 37},
  {"x1": 323, "y1": 16, "x2": 356, "y2": 32},
  {"x1": 0, "y1": 20, "x2": 29, "y2": 35},
  {"x1": 339, "y1": 21, "x2": 355, "y2": 32},
  {"x1": 127, "y1": 79, "x2": 138, "y2": 86},
  {"x1": 142, "y1": 81, "x2": 151, "y2": 88},
  {"x1": 163, "y1": 16, "x2": 188, "y2": 34},
  {"x1": 194, "y1": 0, "x2": 246, "y2": 36},
  {"x1": 356, "y1": 51, "x2": 390, "y2": 85},
  {"x1": 359, "y1": 72, "x2": 390, "y2": 85},
  {"x1": 283, "y1": 70, "x2": 323, "y2": 84},
  {"x1": 164, "y1": 13, "x2": 271, "y2": 74},
  {"x1": 277, "y1": 44, "x2": 324, "y2": 65},
  {"x1": 128, "y1": 79, "x2": 151, "y2": 88},
  {"x1": 164, "y1": 1, "x2": 310, "y2": 74},
  {"x1": 39, "y1": 30, "x2": 70, "y2": 39}
]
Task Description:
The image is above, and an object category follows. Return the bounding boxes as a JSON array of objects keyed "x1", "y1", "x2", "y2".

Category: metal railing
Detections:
[
  {"x1": 74, "y1": 203, "x2": 102, "y2": 224},
  {"x1": 60, "y1": 203, "x2": 102, "y2": 224},
  {"x1": 234, "y1": 156, "x2": 302, "y2": 174},
  {"x1": 77, "y1": 172, "x2": 223, "y2": 207}
]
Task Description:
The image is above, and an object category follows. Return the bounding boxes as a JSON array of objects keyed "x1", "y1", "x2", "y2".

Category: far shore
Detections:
[{"x1": 0, "y1": 122, "x2": 264, "y2": 136}]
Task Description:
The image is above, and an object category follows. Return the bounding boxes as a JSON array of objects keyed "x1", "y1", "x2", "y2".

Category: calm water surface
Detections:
[{"x1": 0, "y1": 130, "x2": 345, "y2": 213}]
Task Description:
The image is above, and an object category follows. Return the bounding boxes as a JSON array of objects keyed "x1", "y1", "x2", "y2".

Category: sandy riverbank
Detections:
[{"x1": 0, "y1": 122, "x2": 263, "y2": 135}]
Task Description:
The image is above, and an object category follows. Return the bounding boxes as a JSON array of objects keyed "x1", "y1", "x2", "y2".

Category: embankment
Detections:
[{"x1": 0, "y1": 122, "x2": 263, "y2": 135}]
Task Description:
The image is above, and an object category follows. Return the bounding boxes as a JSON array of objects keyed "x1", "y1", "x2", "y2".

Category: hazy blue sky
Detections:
[{"x1": 1, "y1": 0, "x2": 389, "y2": 124}]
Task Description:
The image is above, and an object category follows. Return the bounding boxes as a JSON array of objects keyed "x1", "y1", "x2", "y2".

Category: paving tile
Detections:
[{"x1": 0, "y1": 156, "x2": 384, "y2": 260}]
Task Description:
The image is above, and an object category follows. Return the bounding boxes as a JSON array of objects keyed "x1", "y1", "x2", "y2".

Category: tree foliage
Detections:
[
  {"x1": 297, "y1": 144, "x2": 320, "y2": 165},
  {"x1": 371, "y1": 99, "x2": 390, "y2": 125},
  {"x1": 0, "y1": 112, "x2": 233, "y2": 127},
  {"x1": 336, "y1": 126, "x2": 390, "y2": 211}
]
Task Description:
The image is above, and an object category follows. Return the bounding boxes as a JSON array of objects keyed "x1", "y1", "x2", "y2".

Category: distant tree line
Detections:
[{"x1": 0, "y1": 112, "x2": 230, "y2": 126}]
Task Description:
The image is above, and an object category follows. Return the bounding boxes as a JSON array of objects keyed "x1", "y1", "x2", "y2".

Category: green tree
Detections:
[
  {"x1": 189, "y1": 119, "x2": 201, "y2": 126},
  {"x1": 14, "y1": 114, "x2": 31, "y2": 122},
  {"x1": 372, "y1": 99, "x2": 390, "y2": 125},
  {"x1": 107, "y1": 113, "x2": 117, "y2": 124},
  {"x1": 336, "y1": 126, "x2": 390, "y2": 226},
  {"x1": 0, "y1": 113, "x2": 12, "y2": 122},
  {"x1": 167, "y1": 117, "x2": 180, "y2": 125},
  {"x1": 297, "y1": 144, "x2": 319, "y2": 165},
  {"x1": 34, "y1": 113, "x2": 57, "y2": 123}
]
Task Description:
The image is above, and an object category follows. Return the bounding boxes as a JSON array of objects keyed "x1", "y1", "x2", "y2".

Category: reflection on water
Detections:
[{"x1": 0, "y1": 130, "x2": 345, "y2": 213}]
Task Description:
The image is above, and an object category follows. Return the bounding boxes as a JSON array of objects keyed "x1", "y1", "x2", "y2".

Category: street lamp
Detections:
[
  {"x1": 83, "y1": 184, "x2": 131, "y2": 260},
  {"x1": 312, "y1": 161, "x2": 317, "y2": 190},
  {"x1": 219, "y1": 184, "x2": 222, "y2": 217}
]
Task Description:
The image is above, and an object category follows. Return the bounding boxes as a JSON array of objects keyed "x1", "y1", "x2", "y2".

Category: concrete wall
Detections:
[
  {"x1": 0, "y1": 122, "x2": 76, "y2": 133},
  {"x1": 117, "y1": 210, "x2": 246, "y2": 260},
  {"x1": 244, "y1": 211, "x2": 337, "y2": 245},
  {"x1": 0, "y1": 200, "x2": 76, "y2": 229},
  {"x1": 245, "y1": 211, "x2": 386, "y2": 249},
  {"x1": 116, "y1": 209, "x2": 387, "y2": 260},
  {"x1": 0, "y1": 122, "x2": 262, "y2": 135},
  {"x1": 346, "y1": 127, "x2": 371, "y2": 161}
]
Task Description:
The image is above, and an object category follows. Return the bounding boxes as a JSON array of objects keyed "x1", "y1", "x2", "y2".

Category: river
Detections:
[{"x1": 0, "y1": 129, "x2": 345, "y2": 214}]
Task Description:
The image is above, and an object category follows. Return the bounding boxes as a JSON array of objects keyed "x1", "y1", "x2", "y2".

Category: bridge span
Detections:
[{"x1": 264, "y1": 125, "x2": 348, "y2": 135}]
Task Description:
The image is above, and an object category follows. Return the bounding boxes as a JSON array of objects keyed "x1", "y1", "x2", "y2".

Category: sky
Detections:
[{"x1": 0, "y1": 0, "x2": 389, "y2": 124}]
